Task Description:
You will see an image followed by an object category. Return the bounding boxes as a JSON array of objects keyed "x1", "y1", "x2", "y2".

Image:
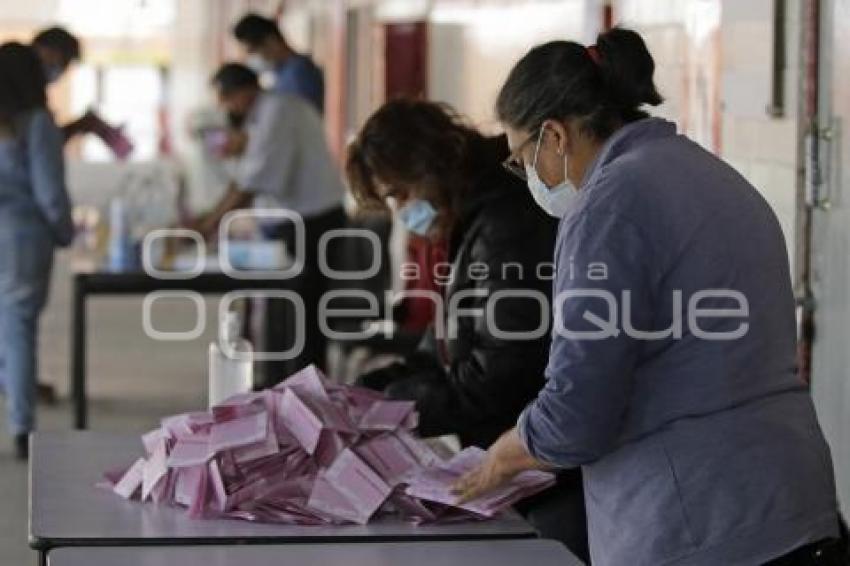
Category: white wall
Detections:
[
  {"x1": 166, "y1": 0, "x2": 230, "y2": 212},
  {"x1": 427, "y1": 0, "x2": 601, "y2": 131}
]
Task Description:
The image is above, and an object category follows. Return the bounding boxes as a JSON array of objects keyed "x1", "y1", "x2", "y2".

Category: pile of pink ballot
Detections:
[{"x1": 101, "y1": 365, "x2": 555, "y2": 526}]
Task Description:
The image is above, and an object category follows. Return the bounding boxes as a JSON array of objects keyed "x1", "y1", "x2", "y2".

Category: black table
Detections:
[
  {"x1": 47, "y1": 540, "x2": 582, "y2": 566},
  {"x1": 30, "y1": 433, "x2": 537, "y2": 566},
  {"x1": 71, "y1": 269, "x2": 288, "y2": 429}
]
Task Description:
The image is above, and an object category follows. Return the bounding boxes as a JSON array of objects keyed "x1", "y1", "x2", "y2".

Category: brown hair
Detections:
[{"x1": 346, "y1": 99, "x2": 486, "y2": 236}]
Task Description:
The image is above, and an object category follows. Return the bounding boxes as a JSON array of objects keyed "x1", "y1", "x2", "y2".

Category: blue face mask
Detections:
[{"x1": 398, "y1": 199, "x2": 438, "y2": 237}]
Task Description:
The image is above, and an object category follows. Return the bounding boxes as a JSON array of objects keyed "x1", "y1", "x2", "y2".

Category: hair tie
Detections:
[{"x1": 586, "y1": 45, "x2": 602, "y2": 65}]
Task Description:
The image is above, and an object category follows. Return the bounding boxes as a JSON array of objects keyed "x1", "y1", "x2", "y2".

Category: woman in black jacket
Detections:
[{"x1": 346, "y1": 99, "x2": 588, "y2": 562}]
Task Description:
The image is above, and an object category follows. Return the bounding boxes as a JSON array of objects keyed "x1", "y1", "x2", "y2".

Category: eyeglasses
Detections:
[{"x1": 501, "y1": 128, "x2": 542, "y2": 181}]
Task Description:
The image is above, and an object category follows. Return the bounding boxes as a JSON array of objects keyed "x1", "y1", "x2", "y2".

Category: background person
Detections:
[
  {"x1": 233, "y1": 13, "x2": 324, "y2": 114},
  {"x1": 30, "y1": 26, "x2": 80, "y2": 85},
  {"x1": 0, "y1": 43, "x2": 74, "y2": 460},
  {"x1": 17, "y1": 27, "x2": 128, "y2": 406},
  {"x1": 30, "y1": 26, "x2": 132, "y2": 154},
  {"x1": 454, "y1": 28, "x2": 844, "y2": 566},
  {"x1": 346, "y1": 99, "x2": 588, "y2": 562},
  {"x1": 188, "y1": 63, "x2": 345, "y2": 380},
  {"x1": 30, "y1": 26, "x2": 92, "y2": 142},
  {"x1": 0, "y1": 27, "x2": 82, "y2": 407}
]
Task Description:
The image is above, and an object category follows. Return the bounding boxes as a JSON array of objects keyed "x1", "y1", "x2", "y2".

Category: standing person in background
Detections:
[
  {"x1": 233, "y1": 13, "x2": 325, "y2": 114},
  {"x1": 453, "y1": 28, "x2": 843, "y2": 565},
  {"x1": 21, "y1": 26, "x2": 121, "y2": 405},
  {"x1": 0, "y1": 27, "x2": 81, "y2": 407},
  {"x1": 31, "y1": 26, "x2": 131, "y2": 155},
  {"x1": 0, "y1": 43, "x2": 74, "y2": 460},
  {"x1": 17, "y1": 26, "x2": 83, "y2": 405},
  {"x1": 30, "y1": 27, "x2": 80, "y2": 86},
  {"x1": 187, "y1": 63, "x2": 344, "y2": 379},
  {"x1": 29, "y1": 26, "x2": 91, "y2": 142}
]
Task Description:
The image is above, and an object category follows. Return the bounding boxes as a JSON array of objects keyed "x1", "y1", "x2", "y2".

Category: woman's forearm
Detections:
[{"x1": 495, "y1": 427, "x2": 550, "y2": 475}]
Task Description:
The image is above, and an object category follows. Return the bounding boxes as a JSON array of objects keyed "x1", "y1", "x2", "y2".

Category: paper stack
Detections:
[{"x1": 100, "y1": 365, "x2": 555, "y2": 526}]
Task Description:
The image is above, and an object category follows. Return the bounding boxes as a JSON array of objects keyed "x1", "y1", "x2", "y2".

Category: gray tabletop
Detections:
[
  {"x1": 30, "y1": 432, "x2": 535, "y2": 551},
  {"x1": 47, "y1": 540, "x2": 582, "y2": 566}
]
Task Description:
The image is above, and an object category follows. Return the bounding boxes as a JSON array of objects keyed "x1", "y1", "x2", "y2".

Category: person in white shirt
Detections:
[{"x1": 189, "y1": 63, "x2": 346, "y2": 380}]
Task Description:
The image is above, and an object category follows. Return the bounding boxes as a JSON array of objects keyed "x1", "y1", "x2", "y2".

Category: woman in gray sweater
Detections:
[{"x1": 455, "y1": 28, "x2": 843, "y2": 566}]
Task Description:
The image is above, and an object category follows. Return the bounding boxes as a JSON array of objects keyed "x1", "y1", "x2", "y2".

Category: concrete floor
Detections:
[{"x1": 0, "y1": 254, "x2": 216, "y2": 565}]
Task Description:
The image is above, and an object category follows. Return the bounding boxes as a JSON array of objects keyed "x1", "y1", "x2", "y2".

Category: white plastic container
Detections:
[
  {"x1": 208, "y1": 310, "x2": 253, "y2": 408},
  {"x1": 107, "y1": 197, "x2": 134, "y2": 271}
]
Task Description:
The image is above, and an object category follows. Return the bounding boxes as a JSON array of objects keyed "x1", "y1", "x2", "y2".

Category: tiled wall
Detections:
[
  {"x1": 616, "y1": 0, "x2": 801, "y2": 275},
  {"x1": 719, "y1": 1, "x2": 801, "y2": 278}
]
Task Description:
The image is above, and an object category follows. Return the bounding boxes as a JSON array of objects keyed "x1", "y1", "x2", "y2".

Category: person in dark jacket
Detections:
[{"x1": 345, "y1": 99, "x2": 588, "y2": 562}]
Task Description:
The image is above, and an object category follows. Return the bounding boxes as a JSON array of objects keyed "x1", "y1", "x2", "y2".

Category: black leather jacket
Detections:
[{"x1": 359, "y1": 136, "x2": 558, "y2": 448}]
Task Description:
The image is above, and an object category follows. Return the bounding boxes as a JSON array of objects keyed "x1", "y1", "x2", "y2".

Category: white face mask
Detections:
[
  {"x1": 525, "y1": 128, "x2": 579, "y2": 218},
  {"x1": 245, "y1": 54, "x2": 270, "y2": 73}
]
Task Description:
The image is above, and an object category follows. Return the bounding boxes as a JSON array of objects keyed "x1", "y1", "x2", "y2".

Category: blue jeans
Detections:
[{"x1": 0, "y1": 224, "x2": 53, "y2": 436}]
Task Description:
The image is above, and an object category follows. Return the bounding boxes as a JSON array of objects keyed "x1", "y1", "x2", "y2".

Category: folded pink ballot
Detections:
[
  {"x1": 142, "y1": 440, "x2": 168, "y2": 501},
  {"x1": 405, "y1": 447, "x2": 556, "y2": 518},
  {"x1": 209, "y1": 411, "x2": 268, "y2": 453},
  {"x1": 276, "y1": 365, "x2": 334, "y2": 402},
  {"x1": 174, "y1": 465, "x2": 204, "y2": 507},
  {"x1": 101, "y1": 365, "x2": 553, "y2": 526},
  {"x1": 323, "y1": 448, "x2": 391, "y2": 523},
  {"x1": 87, "y1": 112, "x2": 134, "y2": 160},
  {"x1": 307, "y1": 472, "x2": 363, "y2": 524},
  {"x1": 231, "y1": 423, "x2": 279, "y2": 464},
  {"x1": 167, "y1": 437, "x2": 212, "y2": 468},
  {"x1": 276, "y1": 389, "x2": 322, "y2": 454},
  {"x1": 359, "y1": 400, "x2": 416, "y2": 431},
  {"x1": 113, "y1": 458, "x2": 146, "y2": 500},
  {"x1": 355, "y1": 433, "x2": 421, "y2": 486}
]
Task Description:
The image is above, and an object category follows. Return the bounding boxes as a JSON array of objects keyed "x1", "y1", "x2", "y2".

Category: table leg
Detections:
[
  {"x1": 39, "y1": 549, "x2": 46, "y2": 566},
  {"x1": 71, "y1": 277, "x2": 87, "y2": 429}
]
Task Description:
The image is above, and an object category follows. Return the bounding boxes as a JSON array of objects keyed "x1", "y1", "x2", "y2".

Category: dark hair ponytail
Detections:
[
  {"x1": 496, "y1": 27, "x2": 662, "y2": 140},
  {"x1": 0, "y1": 42, "x2": 47, "y2": 126},
  {"x1": 596, "y1": 28, "x2": 663, "y2": 110}
]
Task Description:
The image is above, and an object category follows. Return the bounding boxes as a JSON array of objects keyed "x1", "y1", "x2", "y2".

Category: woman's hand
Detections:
[
  {"x1": 452, "y1": 447, "x2": 516, "y2": 504},
  {"x1": 452, "y1": 428, "x2": 546, "y2": 504}
]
